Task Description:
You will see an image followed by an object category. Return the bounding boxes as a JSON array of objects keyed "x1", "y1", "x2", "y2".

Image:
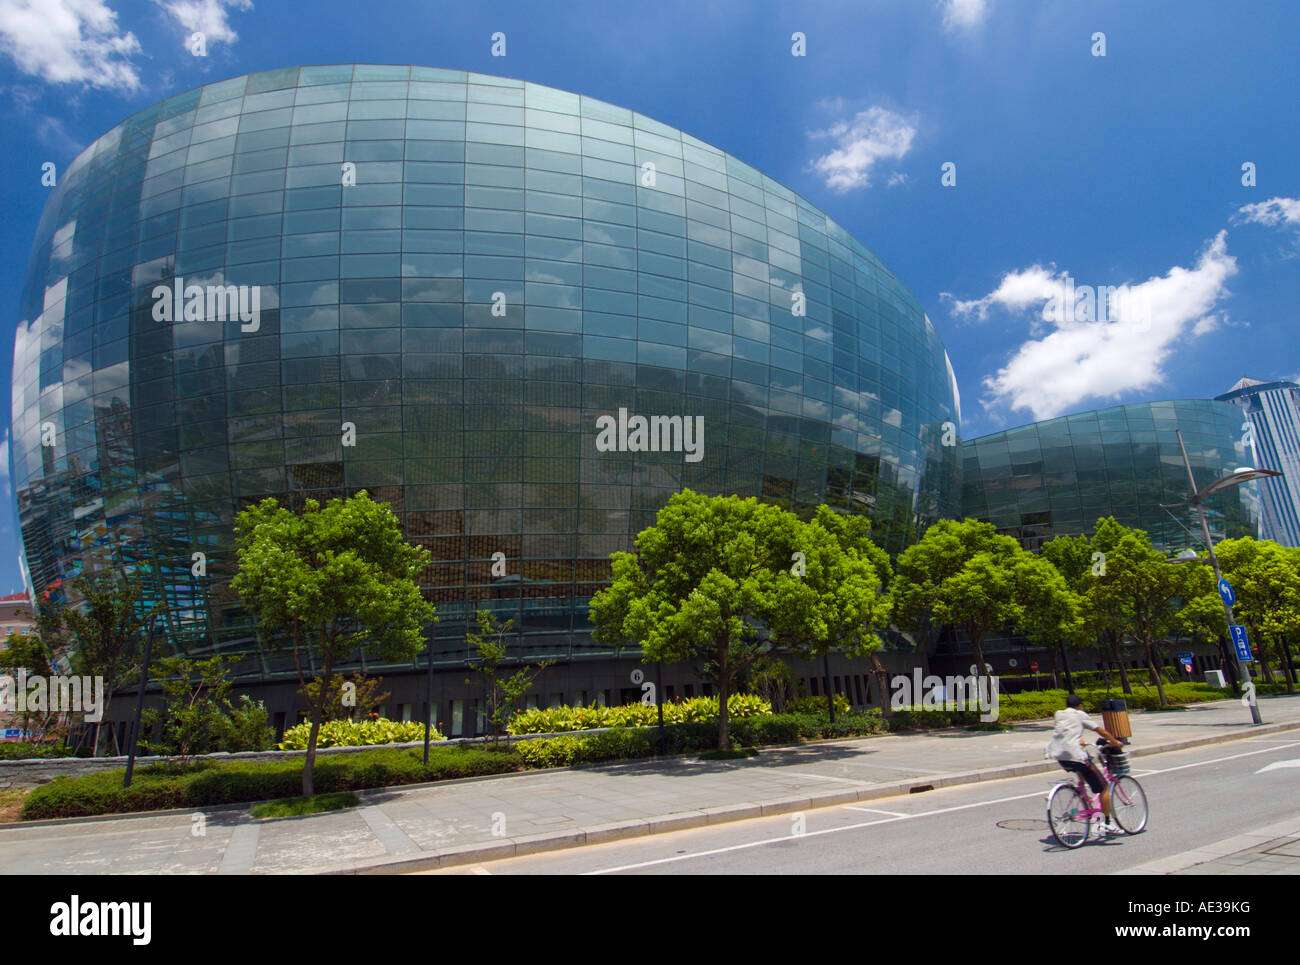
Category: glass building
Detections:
[
  {"x1": 1215, "y1": 377, "x2": 1300, "y2": 547},
  {"x1": 10, "y1": 65, "x2": 963, "y2": 684},
  {"x1": 960, "y1": 399, "x2": 1260, "y2": 554}
]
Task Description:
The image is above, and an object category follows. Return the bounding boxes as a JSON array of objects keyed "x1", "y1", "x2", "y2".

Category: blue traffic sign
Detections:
[
  {"x1": 1230, "y1": 624, "x2": 1253, "y2": 661},
  {"x1": 1218, "y1": 578, "x2": 1236, "y2": 608}
]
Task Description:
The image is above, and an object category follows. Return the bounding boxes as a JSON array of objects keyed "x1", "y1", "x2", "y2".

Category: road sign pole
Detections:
[{"x1": 1176, "y1": 430, "x2": 1262, "y2": 724}]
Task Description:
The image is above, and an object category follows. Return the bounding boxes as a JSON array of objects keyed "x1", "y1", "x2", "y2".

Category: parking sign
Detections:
[{"x1": 1230, "y1": 624, "x2": 1253, "y2": 661}]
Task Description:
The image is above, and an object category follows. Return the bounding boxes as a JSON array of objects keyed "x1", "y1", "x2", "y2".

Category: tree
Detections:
[
  {"x1": 590, "y1": 490, "x2": 888, "y2": 750},
  {"x1": 299, "y1": 672, "x2": 389, "y2": 723},
  {"x1": 1043, "y1": 521, "x2": 1134, "y2": 693},
  {"x1": 0, "y1": 628, "x2": 59, "y2": 740},
  {"x1": 1217, "y1": 538, "x2": 1300, "y2": 692},
  {"x1": 1172, "y1": 561, "x2": 1232, "y2": 687},
  {"x1": 1088, "y1": 525, "x2": 1191, "y2": 706},
  {"x1": 63, "y1": 572, "x2": 157, "y2": 756},
  {"x1": 233, "y1": 490, "x2": 435, "y2": 796},
  {"x1": 140, "y1": 654, "x2": 273, "y2": 759},
  {"x1": 744, "y1": 655, "x2": 796, "y2": 713},
  {"x1": 465, "y1": 609, "x2": 552, "y2": 746},
  {"x1": 800, "y1": 507, "x2": 894, "y2": 717},
  {"x1": 1014, "y1": 552, "x2": 1083, "y2": 686},
  {"x1": 892, "y1": 519, "x2": 1035, "y2": 692}
]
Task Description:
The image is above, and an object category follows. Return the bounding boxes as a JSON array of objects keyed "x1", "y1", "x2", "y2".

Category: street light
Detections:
[{"x1": 1162, "y1": 431, "x2": 1281, "y2": 725}]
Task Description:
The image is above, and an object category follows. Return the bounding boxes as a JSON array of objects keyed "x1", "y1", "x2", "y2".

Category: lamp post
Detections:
[{"x1": 1164, "y1": 430, "x2": 1280, "y2": 725}]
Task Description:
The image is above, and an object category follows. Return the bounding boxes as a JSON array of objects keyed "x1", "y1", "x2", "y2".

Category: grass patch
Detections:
[
  {"x1": 698, "y1": 748, "x2": 759, "y2": 760},
  {"x1": 251, "y1": 791, "x2": 360, "y2": 819}
]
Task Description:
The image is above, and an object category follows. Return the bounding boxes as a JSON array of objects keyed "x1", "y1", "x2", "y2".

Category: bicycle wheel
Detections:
[
  {"x1": 1047, "y1": 783, "x2": 1092, "y2": 849},
  {"x1": 1111, "y1": 776, "x2": 1148, "y2": 834}
]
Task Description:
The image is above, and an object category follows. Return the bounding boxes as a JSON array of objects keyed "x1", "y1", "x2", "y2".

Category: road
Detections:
[{"x1": 424, "y1": 733, "x2": 1300, "y2": 874}]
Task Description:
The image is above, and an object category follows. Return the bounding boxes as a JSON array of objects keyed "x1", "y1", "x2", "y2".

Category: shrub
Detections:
[
  {"x1": 784, "y1": 694, "x2": 851, "y2": 716},
  {"x1": 0, "y1": 741, "x2": 74, "y2": 761},
  {"x1": 506, "y1": 694, "x2": 771, "y2": 734},
  {"x1": 21, "y1": 745, "x2": 522, "y2": 820},
  {"x1": 277, "y1": 717, "x2": 444, "y2": 750}
]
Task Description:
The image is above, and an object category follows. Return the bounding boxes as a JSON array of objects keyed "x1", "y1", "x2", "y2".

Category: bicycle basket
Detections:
[{"x1": 1102, "y1": 746, "x2": 1130, "y2": 775}]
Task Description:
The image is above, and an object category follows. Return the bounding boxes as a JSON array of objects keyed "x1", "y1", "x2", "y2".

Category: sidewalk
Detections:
[
  {"x1": 1122, "y1": 814, "x2": 1300, "y2": 875},
  {"x1": 1, "y1": 694, "x2": 1297, "y2": 875}
]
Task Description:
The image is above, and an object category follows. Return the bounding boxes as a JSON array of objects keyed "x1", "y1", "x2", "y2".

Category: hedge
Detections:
[
  {"x1": 277, "y1": 718, "x2": 444, "y2": 750},
  {"x1": 21, "y1": 745, "x2": 526, "y2": 820},
  {"x1": 0, "y1": 741, "x2": 75, "y2": 761},
  {"x1": 506, "y1": 694, "x2": 771, "y2": 734}
]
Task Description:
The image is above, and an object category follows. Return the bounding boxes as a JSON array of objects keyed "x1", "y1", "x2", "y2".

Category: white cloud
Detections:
[
  {"x1": 808, "y1": 106, "x2": 918, "y2": 192},
  {"x1": 941, "y1": 0, "x2": 990, "y2": 32},
  {"x1": 1235, "y1": 196, "x2": 1300, "y2": 230},
  {"x1": 887, "y1": 171, "x2": 908, "y2": 187},
  {"x1": 34, "y1": 115, "x2": 83, "y2": 156},
  {"x1": 0, "y1": 0, "x2": 141, "y2": 91},
  {"x1": 154, "y1": 0, "x2": 251, "y2": 47},
  {"x1": 944, "y1": 264, "x2": 1065, "y2": 321},
  {"x1": 973, "y1": 232, "x2": 1237, "y2": 420}
]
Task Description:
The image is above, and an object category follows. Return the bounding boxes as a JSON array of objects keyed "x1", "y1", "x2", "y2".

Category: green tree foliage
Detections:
[
  {"x1": 1043, "y1": 521, "x2": 1135, "y2": 693},
  {"x1": 298, "y1": 672, "x2": 389, "y2": 723},
  {"x1": 795, "y1": 505, "x2": 895, "y2": 712},
  {"x1": 62, "y1": 572, "x2": 158, "y2": 756},
  {"x1": 1216, "y1": 538, "x2": 1300, "y2": 691},
  {"x1": 1013, "y1": 552, "x2": 1083, "y2": 678},
  {"x1": 589, "y1": 490, "x2": 888, "y2": 750},
  {"x1": 893, "y1": 519, "x2": 1071, "y2": 690},
  {"x1": 140, "y1": 654, "x2": 273, "y2": 759},
  {"x1": 466, "y1": 609, "x2": 552, "y2": 746},
  {"x1": 0, "y1": 626, "x2": 59, "y2": 739},
  {"x1": 1086, "y1": 523, "x2": 1198, "y2": 705},
  {"x1": 233, "y1": 490, "x2": 436, "y2": 795}
]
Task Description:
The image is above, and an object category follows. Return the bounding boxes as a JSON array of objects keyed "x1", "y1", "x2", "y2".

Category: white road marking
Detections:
[
  {"x1": 1254, "y1": 759, "x2": 1300, "y2": 774},
  {"x1": 790, "y1": 772, "x2": 874, "y2": 785},
  {"x1": 844, "y1": 806, "x2": 910, "y2": 817},
  {"x1": 581, "y1": 739, "x2": 1300, "y2": 875}
]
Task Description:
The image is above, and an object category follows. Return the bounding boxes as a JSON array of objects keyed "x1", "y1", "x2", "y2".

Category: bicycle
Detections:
[{"x1": 1046, "y1": 739, "x2": 1148, "y2": 849}]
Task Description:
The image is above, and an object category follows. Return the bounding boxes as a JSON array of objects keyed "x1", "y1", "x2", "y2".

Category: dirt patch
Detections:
[{"x1": 0, "y1": 787, "x2": 30, "y2": 823}]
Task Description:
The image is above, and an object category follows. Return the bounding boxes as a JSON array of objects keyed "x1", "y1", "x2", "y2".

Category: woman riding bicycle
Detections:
[{"x1": 1045, "y1": 693, "x2": 1124, "y2": 834}]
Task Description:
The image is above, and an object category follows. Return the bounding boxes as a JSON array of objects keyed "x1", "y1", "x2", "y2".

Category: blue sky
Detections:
[{"x1": 0, "y1": 0, "x2": 1297, "y2": 593}]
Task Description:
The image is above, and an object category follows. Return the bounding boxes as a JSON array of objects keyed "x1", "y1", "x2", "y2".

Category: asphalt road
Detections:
[{"x1": 424, "y1": 733, "x2": 1300, "y2": 874}]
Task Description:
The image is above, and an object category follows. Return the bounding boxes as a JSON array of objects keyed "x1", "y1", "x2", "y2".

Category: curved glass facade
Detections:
[
  {"x1": 961, "y1": 399, "x2": 1260, "y2": 553},
  {"x1": 11, "y1": 65, "x2": 962, "y2": 673}
]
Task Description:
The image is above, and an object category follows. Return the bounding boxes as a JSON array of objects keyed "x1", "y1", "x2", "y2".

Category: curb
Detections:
[
  {"x1": 1118, "y1": 814, "x2": 1300, "y2": 875},
  {"x1": 319, "y1": 717, "x2": 1300, "y2": 875}
]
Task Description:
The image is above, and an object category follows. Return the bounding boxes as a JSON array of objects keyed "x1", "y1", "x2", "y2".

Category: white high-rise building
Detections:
[{"x1": 1216, "y1": 377, "x2": 1300, "y2": 547}]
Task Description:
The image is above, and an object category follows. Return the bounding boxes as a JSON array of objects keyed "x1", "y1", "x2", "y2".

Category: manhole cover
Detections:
[{"x1": 997, "y1": 819, "x2": 1050, "y2": 831}]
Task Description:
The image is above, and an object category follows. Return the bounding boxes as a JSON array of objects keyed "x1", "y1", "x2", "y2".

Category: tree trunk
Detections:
[
  {"x1": 1276, "y1": 636, "x2": 1296, "y2": 693},
  {"x1": 302, "y1": 656, "x2": 331, "y2": 798},
  {"x1": 869, "y1": 651, "x2": 893, "y2": 718},
  {"x1": 970, "y1": 629, "x2": 989, "y2": 694},
  {"x1": 1256, "y1": 644, "x2": 1276, "y2": 684},
  {"x1": 302, "y1": 715, "x2": 322, "y2": 797},
  {"x1": 1049, "y1": 646, "x2": 1061, "y2": 690},
  {"x1": 1143, "y1": 638, "x2": 1167, "y2": 706},
  {"x1": 1107, "y1": 631, "x2": 1132, "y2": 694},
  {"x1": 716, "y1": 643, "x2": 730, "y2": 751}
]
